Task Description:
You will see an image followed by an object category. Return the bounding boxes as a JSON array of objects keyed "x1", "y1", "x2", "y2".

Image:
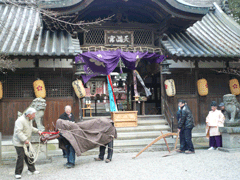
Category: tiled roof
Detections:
[
  {"x1": 161, "y1": 3, "x2": 240, "y2": 61},
  {"x1": 0, "y1": 3, "x2": 81, "y2": 57},
  {"x1": 181, "y1": 0, "x2": 222, "y2": 7}
]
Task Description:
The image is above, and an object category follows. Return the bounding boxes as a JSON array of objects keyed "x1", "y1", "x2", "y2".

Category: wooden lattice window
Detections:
[
  {"x1": 39, "y1": 73, "x2": 73, "y2": 97},
  {"x1": 134, "y1": 30, "x2": 153, "y2": 46},
  {"x1": 84, "y1": 29, "x2": 104, "y2": 45},
  {"x1": 167, "y1": 73, "x2": 196, "y2": 95},
  {"x1": 0, "y1": 73, "x2": 35, "y2": 98},
  {"x1": 203, "y1": 73, "x2": 230, "y2": 95},
  {"x1": 0, "y1": 71, "x2": 73, "y2": 98}
]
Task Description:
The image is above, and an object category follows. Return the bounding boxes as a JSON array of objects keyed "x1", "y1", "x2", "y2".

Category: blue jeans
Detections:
[
  {"x1": 65, "y1": 144, "x2": 75, "y2": 165},
  {"x1": 180, "y1": 128, "x2": 194, "y2": 152}
]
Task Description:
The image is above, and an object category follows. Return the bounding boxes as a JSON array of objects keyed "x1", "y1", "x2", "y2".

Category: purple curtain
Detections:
[{"x1": 75, "y1": 50, "x2": 165, "y2": 83}]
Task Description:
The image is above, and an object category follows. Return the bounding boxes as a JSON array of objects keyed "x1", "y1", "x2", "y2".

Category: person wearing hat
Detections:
[
  {"x1": 219, "y1": 102, "x2": 227, "y2": 118},
  {"x1": 206, "y1": 101, "x2": 225, "y2": 150},
  {"x1": 12, "y1": 107, "x2": 42, "y2": 179}
]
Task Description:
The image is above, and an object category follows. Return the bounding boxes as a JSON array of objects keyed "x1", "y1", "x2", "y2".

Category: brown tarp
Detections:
[{"x1": 56, "y1": 118, "x2": 117, "y2": 156}]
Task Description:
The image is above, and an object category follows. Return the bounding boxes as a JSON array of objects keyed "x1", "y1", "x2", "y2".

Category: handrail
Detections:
[{"x1": 161, "y1": 96, "x2": 175, "y2": 133}]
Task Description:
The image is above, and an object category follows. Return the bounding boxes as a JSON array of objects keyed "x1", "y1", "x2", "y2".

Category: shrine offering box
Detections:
[{"x1": 111, "y1": 111, "x2": 138, "y2": 127}]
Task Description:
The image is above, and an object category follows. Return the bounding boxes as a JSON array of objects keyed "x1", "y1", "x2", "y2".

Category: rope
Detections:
[{"x1": 23, "y1": 137, "x2": 41, "y2": 164}]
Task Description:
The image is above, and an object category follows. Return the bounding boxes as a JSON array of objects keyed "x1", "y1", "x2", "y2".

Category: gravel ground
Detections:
[{"x1": 1, "y1": 150, "x2": 240, "y2": 180}]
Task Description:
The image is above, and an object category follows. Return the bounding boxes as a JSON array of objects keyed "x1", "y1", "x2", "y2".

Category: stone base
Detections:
[
  {"x1": 218, "y1": 147, "x2": 240, "y2": 153},
  {"x1": 224, "y1": 121, "x2": 240, "y2": 127},
  {"x1": 219, "y1": 126, "x2": 240, "y2": 148},
  {"x1": 221, "y1": 133, "x2": 240, "y2": 148}
]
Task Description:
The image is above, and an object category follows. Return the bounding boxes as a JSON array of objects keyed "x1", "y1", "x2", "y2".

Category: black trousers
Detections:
[
  {"x1": 180, "y1": 128, "x2": 194, "y2": 152},
  {"x1": 15, "y1": 146, "x2": 36, "y2": 175},
  {"x1": 99, "y1": 140, "x2": 113, "y2": 160},
  {"x1": 180, "y1": 128, "x2": 188, "y2": 151}
]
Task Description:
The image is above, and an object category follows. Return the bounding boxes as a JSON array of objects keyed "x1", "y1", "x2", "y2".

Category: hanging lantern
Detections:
[
  {"x1": 197, "y1": 78, "x2": 208, "y2": 96},
  {"x1": 164, "y1": 79, "x2": 176, "y2": 97},
  {"x1": 229, "y1": 79, "x2": 240, "y2": 95},
  {"x1": 72, "y1": 79, "x2": 86, "y2": 98},
  {"x1": 33, "y1": 79, "x2": 46, "y2": 98},
  {"x1": 0, "y1": 81, "x2": 3, "y2": 99}
]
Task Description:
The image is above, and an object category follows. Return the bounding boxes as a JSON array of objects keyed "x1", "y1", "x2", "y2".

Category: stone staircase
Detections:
[
  {"x1": 112, "y1": 115, "x2": 174, "y2": 153},
  {"x1": 1, "y1": 115, "x2": 208, "y2": 161}
]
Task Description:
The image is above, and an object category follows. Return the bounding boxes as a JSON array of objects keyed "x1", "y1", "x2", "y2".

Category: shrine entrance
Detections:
[{"x1": 75, "y1": 48, "x2": 164, "y2": 117}]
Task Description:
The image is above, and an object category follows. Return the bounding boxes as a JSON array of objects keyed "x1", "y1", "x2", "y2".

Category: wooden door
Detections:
[{"x1": 0, "y1": 97, "x2": 75, "y2": 135}]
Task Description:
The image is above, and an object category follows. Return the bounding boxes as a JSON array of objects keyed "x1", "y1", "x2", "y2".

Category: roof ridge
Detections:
[{"x1": 213, "y1": 2, "x2": 240, "y2": 36}]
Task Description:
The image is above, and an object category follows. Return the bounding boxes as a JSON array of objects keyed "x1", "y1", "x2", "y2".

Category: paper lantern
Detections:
[
  {"x1": 72, "y1": 80, "x2": 86, "y2": 98},
  {"x1": 197, "y1": 78, "x2": 208, "y2": 96},
  {"x1": 229, "y1": 79, "x2": 240, "y2": 95},
  {"x1": 164, "y1": 79, "x2": 176, "y2": 97},
  {"x1": 0, "y1": 81, "x2": 3, "y2": 99},
  {"x1": 33, "y1": 79, "x2": 46, "y2": 98}
]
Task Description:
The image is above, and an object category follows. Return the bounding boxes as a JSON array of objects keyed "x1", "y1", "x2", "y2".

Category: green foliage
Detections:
[{"x1": 228, "y1": 0, "x2": 240, "y2": 24}]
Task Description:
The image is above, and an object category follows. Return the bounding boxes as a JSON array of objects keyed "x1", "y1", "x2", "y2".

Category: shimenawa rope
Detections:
[{"x1": 23, "y1": 137, "x2": 41, "y2": 164}]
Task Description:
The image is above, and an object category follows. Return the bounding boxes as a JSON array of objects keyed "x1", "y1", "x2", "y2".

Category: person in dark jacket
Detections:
[
  {"x1": 59, "y1": 105, "x2": 75, "y2": 122},
  {"x1": 59, "y1": 105, "x2": 75, "y2": 158},
  {"x1": 177, "y1": 99, "x2": 195, "y2": 154},
  {"x1": 176, "y1": 100, "x2": 188, "y2": 153}
]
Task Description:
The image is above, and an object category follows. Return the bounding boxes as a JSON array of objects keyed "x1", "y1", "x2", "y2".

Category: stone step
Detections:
[
  {"x1": 137, "y1": 119, "x2": 168, "y2": 126},
  {"x1": 83, "y1": 115, "x2": 166, "y2": 121},
  {"x1": 116, "y1": 125, "x2": 171, "y2": 132},
  {"x1": 114, "y1": 138, "x2": 175, "y2": 147},
  {"x1": 137, "y1": 115, "x2": 165, "y2": 121},
  {"x1": 117, "y1": 131, "x2": 170, "y2": 140}
]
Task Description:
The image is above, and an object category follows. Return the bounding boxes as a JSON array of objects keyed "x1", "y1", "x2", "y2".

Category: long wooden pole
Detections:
[
  {"x1": 161, "y1": 131, "x2": 170, "y2": 153},
  {"x1": 132, "y1": 132, "x2": 177, "y2": 159},
  {"x1": 174, "y1": 132, "x2": 179, "y2": 150},
  {"x1": 162, "y1": 132, "x2": 179, "y2": 157}
]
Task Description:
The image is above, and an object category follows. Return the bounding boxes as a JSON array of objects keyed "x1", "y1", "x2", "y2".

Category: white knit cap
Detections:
[{"x1": 25, "y1": 107, "x2": 37, "y2": 115}]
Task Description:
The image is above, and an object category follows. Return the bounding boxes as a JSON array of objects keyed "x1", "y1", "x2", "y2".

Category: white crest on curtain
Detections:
[{"x1": 89, "y1": 58, "x2": 105, "y2": 67}]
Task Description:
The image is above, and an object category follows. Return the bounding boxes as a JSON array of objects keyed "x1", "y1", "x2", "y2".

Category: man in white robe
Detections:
[{"x1": 206, "y1": 101, "x2": 225, "y2": 150}]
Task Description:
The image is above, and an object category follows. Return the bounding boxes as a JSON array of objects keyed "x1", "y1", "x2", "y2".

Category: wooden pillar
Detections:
[
  {"x1": 141, "y1": 101, "x2": 145, "y2": 115},
  {"x1": 127, "y1": 84, "x2": 130, "y2": 110},
  {"x1": 95, "y1": 99, "x2": 97, "y2": 116},
  {"x1": 226, "y1": 61, "x2": 229, "y2": 68},
  {"x1": 195, "y1": 60, "x2": 199, "y2": 125},
  {"x1": 133, "y1": 101, "x2": 136, "y2": 111},
  {"x1": 131, "y1": 84, "x2": 134, "y2": 111},
  {"x1": 160, "y1": 65, "x2": 165, "y2": 115},
  {"x1": 35, "y1": 59, "x2": 39, "y2": 68},
  {"x1": 72, "y1": 58, "x2": 80, "y2": 122},
  {"x1": 0, "y1": 101, "x2": 2, "y2": 133}
]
